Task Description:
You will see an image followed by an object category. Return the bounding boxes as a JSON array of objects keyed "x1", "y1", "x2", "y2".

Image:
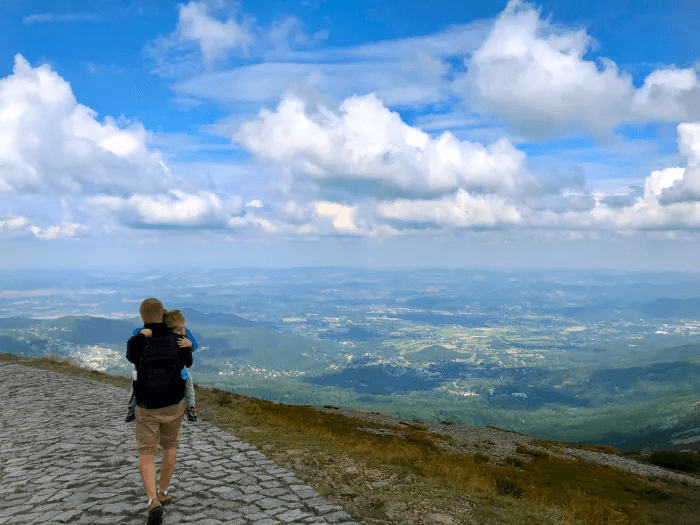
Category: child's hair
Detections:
[
  {"x1": 140, "y1": 298, "x2": 164, "y2": 324},
  {"x1": 163, "y1": 309, "x2": 186, "y2": 332}
]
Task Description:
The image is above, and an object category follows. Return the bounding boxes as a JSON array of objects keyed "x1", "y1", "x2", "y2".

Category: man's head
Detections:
[
  {"x1": 139, "y1": 298, "x2": 164, "y2": 324},
  {"x1": 164, "y1": 309, "x2": 186, "y2": 334}
]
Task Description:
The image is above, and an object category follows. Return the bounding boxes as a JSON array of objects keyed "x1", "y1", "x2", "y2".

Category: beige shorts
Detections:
[{"x1": 135, "y1": 400, "x2": 185, "y2": 455}]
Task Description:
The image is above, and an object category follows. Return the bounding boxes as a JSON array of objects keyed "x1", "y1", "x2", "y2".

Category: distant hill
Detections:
[
  {"x1": 397, "y1": 312, "x2": 491, "y2": 327},
  {"x1": 634, "y1": 297, "x2": 700, "y2": 319},
  {"x1": 180, "y1": 308, "x2": 258, "y2": 327},
  {"x1": 0, "y1": 317, "x2": 38, "y2": 329},
  {"x1": 23, "y1": 309, "x2": 258, "y2": 346},
  {"x1": 318, "y1": 326, "x2": 382, "y2": 342},
  {"x1": 404, "y1": 345, "x2": 466, "y2": 363},
  {"x1": 57, "y1": 317, "x2": 137, "y2": 345}
]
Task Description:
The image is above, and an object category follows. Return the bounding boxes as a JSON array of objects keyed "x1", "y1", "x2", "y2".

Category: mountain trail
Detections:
[{"x1": 0, "y1": 363, "x2": 360, "y2": 525}]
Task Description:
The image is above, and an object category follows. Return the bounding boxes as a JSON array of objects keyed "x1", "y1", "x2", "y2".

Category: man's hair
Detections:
[
  {"x1": 139, "y1": 298, "x2": 164, "y2": 324},
  {"x1": 163, "y1": 309, "x2": 186, "y2": 331}
]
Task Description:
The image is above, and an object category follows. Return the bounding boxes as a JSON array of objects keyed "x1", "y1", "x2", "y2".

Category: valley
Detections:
[{"x1": 2, "y1": 267, "x2": 700, "y2": 452}]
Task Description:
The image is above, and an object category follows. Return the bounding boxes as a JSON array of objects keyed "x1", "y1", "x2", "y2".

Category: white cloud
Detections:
[
  {"x1": 0, "y1": 214, "x2": 87, "y2": 240},
  {"x1": 0, "y1": 216, "x2": 29, "y2": 231},
  {"x1": 168, "y1": 20, "x2": 487, "y2": 107},
  {"x1": 87, "y1": 190, "x2": 245, "y2": 229},
  {"x1": 176, "y1": 1, "x2": 252, "y2": 63},
  {"x1": 378, "y1": 189, "x2": 522, "y2": 229},
  {"x1": 652, "y1": 122, "x2": 700, "y2": 205},
  {"x1": 234, "y1": 93, "x2": 529, "y2": 195},
  {"x1": 23, "y1": 13, "x2": 103, "y2": 24},
  {"x1": 632, "y1": 68, "x2": 700, "y2": 122},
  {"x1": 173, "y1": 58, "x2": 450, "y2": 108},
  {"x1": 455, "y1": 0, "x2": 700, "y2": 137},
  {"x1": 312, "y1": 201, "x2": 366, "y2": 235},
  {"x1": 30, "y1": 221, "x2": 87, "y2": 240},
  {"x1": 678, "y1": 122, "x2": 700, "y2": 166},
  {"x1": 265, "y1": 15, "x2": 329, "y2": 56},
  {"x1": 0, "y1": 54, "x2": 172, "y2": 195}
]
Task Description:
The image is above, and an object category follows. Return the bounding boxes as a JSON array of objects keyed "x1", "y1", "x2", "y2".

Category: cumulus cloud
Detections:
[
  {"x1": 0, "y1": 54, "x2": 172, "y2": 195},
  {"x1": 632, "y1": 69, "x2": 700, "y2": 122},
  {"x1": 86, "y1": 190, "x2": 245, "y2": 229},
  {"x1": 234, "y1": 93, "x2": 529, "y2": 196},
  {"x1": 456, "y1": 0, "x2": 700, "y2": 136},
  {"x1": 654, "y1": 122, "x2": 700, "y2": 205},
  {"x1": 678, "y1": 122, "x2": 700, "y2": 166}
]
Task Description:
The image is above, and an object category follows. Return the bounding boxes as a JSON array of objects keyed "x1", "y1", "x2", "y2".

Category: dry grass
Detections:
[{"x1": 4, "y1": 352, "x2": 700, "y2": 525}]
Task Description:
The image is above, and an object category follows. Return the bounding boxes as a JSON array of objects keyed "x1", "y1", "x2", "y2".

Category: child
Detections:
[{"x1": 126, "y1": 309, "x2": 198, "y2": 423}]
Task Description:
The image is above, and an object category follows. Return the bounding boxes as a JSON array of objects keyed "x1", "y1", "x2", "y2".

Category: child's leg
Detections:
[
  {"x1": 184, "y1": 373, "x2": 196, "y2": 409},
  {"x1": 128, "y1": 377, "x2": 138, "y2": 409}
]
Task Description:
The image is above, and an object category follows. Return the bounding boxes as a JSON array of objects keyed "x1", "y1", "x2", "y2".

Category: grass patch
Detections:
[{"x1": 648, "y1": 451, "x2": 700, "y2": 473}]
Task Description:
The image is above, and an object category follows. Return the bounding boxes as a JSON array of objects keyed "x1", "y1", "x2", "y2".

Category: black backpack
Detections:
[{"x1": 133, "y1": 332, "x2": 186, "y2": 409}]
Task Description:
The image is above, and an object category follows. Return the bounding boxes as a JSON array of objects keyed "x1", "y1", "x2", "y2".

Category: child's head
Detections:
[
  {"x1": 139, "y1": 298, "x2": 164, "y2": 324},
  {"x1": 163, "y1": 309, "x2": 186, "y2": 334}
]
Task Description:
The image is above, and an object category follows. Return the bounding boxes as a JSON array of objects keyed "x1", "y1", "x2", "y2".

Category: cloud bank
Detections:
[{"x1": 456, "y1": 0, "x2": 700, "y2": 137}]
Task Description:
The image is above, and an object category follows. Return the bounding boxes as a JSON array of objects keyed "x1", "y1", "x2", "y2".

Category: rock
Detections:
[
  {"x1": 345, "y1": 466, "x2": 359, "y2": 476},
  {"x1": 399, "y1": 474, "x2": 416, "y2": 485},
  {"x1": 354, "y1": 496, "x2": 369, "y2": 506},
  {"x1": 338, "y1": 484, "x2": 357, "y2": 496},
  {"x1": 261, "y1": 444, "x2": 274, "y2": 453},
  {"x1": 370, "y1": 480, "x2": 390, "y2": 490},
  {"x1": 382, "y1": 500, "x2": 407, "y2": 519},
  {"x1": 423, "y1": 513, "x2": 455, "y2": 525},
  {"x1": 317, "y1": 481, "x2": 332, "y2": 495}
]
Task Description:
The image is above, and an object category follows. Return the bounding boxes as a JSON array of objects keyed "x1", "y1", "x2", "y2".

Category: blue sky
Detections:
[{"x1": 0, "y1": 0, "x2": 699, "y2": 270}]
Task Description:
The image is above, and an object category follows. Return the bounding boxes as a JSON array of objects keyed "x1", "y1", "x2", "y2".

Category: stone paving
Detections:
[{"x1": 0, "y1": 363, "x2": 361, "y2": 525}]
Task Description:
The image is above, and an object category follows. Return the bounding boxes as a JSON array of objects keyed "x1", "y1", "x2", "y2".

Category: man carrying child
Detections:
[{"x1": 127, "y1": 298, "x2": 193, "y2": 525}]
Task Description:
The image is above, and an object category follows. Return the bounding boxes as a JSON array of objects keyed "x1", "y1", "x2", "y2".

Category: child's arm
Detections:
[
  {"x1": 184, "y1": 328, "x2": 198, "y2": 350},
  {"x1": 133, "y1": 327, "x2": 152, "y2": 337}
]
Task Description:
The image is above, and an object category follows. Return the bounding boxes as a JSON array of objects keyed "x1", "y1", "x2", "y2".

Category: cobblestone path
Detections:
[{"x1": 0, "y1": 363, "x2": 360, "y2": 525}]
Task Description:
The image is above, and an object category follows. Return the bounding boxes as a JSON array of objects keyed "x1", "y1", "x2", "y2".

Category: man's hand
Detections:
[
  {"x1": 178, "y1": 338, "x2": 193, "y2": 348},
  {"x1": 139, "y1": 328, "x2": 153, "y2": 337}
]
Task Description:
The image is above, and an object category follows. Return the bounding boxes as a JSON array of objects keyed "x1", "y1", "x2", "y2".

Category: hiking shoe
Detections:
[
  {"x1": 125, "y1": 409, "x2": 135, "y2": 423},
  {"x1": 157, "y1": 489, "x2": 171, "y2": 505},
  {"x1": 186, "y1": 409, "x2": 197, "y2": 423},
  {"x1": 147, "y1": 504, "x2": 163, "y2": 525}
]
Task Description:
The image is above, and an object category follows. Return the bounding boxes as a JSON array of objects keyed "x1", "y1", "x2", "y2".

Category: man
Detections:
[{"x1": 127, "y1": 298, "x2": 193, "y2": 525}]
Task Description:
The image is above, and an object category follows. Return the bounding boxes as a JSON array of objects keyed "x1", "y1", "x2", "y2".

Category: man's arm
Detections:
[
  {"x1": 179, "y1": 345, "x2": 193, "y2": 368},
  {"x1": 126, "y1": 334, "x2": 145, "y2": 364}
]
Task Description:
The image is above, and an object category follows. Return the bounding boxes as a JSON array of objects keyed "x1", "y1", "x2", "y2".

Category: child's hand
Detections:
[
  {"x1": 178, "y1": 337, "x2": 193, "y2": 348},
  {"x1": 139, "y1": 328, "x2": 153, "y2": 337}
]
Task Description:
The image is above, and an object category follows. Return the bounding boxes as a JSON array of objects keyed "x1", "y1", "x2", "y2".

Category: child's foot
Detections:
[
  {"x1": 125, "y1": 408, "x2": 135, "y2": 423},
  {"x1": 186, "y1": 407, "x2": 197, "y2": 422}
]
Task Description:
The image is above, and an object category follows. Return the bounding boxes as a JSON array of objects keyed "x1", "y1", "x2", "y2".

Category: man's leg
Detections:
[
  {"x1": 138, "y1": 453, "x2": 158, "y2": 501},
  {"x1": 159, "y1": 448, "x2": 178, "y2": 493},
  {"x1": 135, "y1": 405, "x2": 160, "y2": 505}
]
